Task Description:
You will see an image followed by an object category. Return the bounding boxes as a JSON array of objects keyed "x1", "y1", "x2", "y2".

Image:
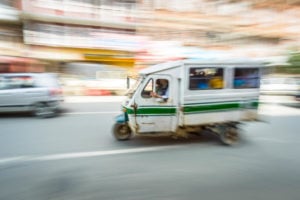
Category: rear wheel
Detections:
[
  {"x1": 219, "y1": 126, "x2": 239, "y2": 145},
  {"x1": 33, "y1": 102, "x2": 57, "y2": 118},
  {"x1": 113, "y1": 123, "x2": 132, "y2": 141}
]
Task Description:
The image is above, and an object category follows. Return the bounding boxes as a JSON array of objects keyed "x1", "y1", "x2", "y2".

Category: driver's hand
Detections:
[{"x1": 150, "y1": 91, "x2": 159, "y2": 98}]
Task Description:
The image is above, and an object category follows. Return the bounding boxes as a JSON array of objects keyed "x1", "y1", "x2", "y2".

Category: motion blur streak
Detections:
[{"x1": 0, "y1": 145, "x2": 183, "y2": 166}]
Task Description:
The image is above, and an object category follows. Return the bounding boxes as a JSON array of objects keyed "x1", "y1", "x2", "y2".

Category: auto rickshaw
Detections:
[{"x1": 112, "y1": 59, "x2": 264, "y2": 145}]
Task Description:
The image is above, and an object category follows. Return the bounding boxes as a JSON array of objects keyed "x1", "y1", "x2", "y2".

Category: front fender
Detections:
[{"x1": 115, "y1": 112, "x2": 128, "y2": 123}]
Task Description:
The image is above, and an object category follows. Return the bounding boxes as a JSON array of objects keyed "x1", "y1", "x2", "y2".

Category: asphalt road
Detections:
[{"x1": 0, "y1": 98, "x2": 300, "y2": 200}]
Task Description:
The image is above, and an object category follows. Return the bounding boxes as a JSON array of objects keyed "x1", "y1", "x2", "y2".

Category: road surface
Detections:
[{"x1": 0, "y1": 96, "x2": 299, "y2": 200}]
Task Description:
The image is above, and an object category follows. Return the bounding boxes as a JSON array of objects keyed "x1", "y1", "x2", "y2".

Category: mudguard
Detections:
[{"x1": 115, "y1": 113, "x2": 128, "y2": 123}]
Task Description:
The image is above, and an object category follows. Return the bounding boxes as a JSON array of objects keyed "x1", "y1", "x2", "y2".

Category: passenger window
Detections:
[
  {"x1": 234, "y1": 68, "x2": 259, "y2": 89},
  {"x1": 10, "y1": 76, "x2": 34, "y2": 89},
  {"x1": 141, "y1": 78, "x2": 153, "y2": 98},
  {"x1": 6, "y1": 77, "x2": 21, "y2": 89},
  {"x1": 1, "y1": 76, "x2": 34, "y2": 89},
  {"x1": 189, "y1": 68, "x2": 224, "y2": 90},
  {"x1": 20, "y1": 76, "x2": 35, "y2": 88},
  {"x1": 0, "y1": 77, "x2": 7, "y2": 90}
]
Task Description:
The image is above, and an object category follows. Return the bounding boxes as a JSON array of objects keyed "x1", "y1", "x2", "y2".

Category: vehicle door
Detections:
[
  {"x1": 0, "y1": 76, "x2": 23, "y2": 111},
  {"x1": 0, "y1": 75, "x2": 35, "y2": 112},
  {"x1": 133, "y1": 75, "x2": 177, "y2": 133}
]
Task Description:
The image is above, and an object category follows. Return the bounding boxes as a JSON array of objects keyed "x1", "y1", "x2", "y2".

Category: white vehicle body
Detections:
[{"x1": 114, "y1": 59, "x2": 264, "y2": 144}]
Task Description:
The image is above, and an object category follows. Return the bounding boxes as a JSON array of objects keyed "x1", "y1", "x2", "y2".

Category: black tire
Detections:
[
  {"x1": 219, "y1": 126, "x2": 239, "y2": 146},
  {"x1": 33, "y1": 102, "x2": 57, "y2": 118},
  {"x1": 113, "y1": 123, "x2": 132, "y2": 141}
]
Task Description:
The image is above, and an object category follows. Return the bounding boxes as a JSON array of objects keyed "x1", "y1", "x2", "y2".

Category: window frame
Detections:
[{"x1": 141, "y1": 78, "x2": 153, "y2": 98}]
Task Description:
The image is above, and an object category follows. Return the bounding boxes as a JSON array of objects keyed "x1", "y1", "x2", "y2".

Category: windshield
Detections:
[{"x1": 126, "y1": 76, "x2": 144, "y2": 98}]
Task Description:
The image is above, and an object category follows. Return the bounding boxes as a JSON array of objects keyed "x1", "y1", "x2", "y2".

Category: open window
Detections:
[
  {"x1": 234, "y1": 68, "x2": 259, "y2": 89},
  {"x1": 189, "y1": 67, "x2": 224, "y2": 90},
  {"x1": 154, "y1": 79, "x2": 169, "y2": 97}
]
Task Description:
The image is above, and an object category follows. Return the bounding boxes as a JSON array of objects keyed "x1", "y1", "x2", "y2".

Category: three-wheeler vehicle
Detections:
[{"x1": 112, "y1": 59, "x2": 264, "y2": 145}]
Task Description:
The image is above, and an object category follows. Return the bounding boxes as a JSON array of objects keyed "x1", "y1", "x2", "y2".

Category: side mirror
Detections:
[{"x1": 126, "y1": 77, "x2": 130, "y2": 89}]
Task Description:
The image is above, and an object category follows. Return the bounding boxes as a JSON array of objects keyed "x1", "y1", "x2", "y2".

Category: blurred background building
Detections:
[{"x1": 0, "y1": 0, "x2": 299, "y2": 94}]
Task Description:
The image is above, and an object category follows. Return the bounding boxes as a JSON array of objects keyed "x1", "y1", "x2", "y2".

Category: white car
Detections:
[
  {"x1": 0, "y1": 73, "x2": 63, "y2": 118},
  {"x1": 260, "y1": 77, "x2": 299, "y2": 96}
]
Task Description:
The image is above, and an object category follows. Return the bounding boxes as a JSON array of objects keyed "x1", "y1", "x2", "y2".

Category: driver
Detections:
[{"x1": 151, "y1": 79, "x2": 169, "y2": 100}]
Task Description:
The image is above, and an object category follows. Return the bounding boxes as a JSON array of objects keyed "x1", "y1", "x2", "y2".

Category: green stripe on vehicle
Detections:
[
  {"x1": 126, "y1": 107, "x2": 177, "y2": 115},
  {"x1": 183, "y1": 102, "x2": 240, "y2": 114},
  {"x1": 251, "y1": 101, "x2": 259, "y2": 108},
  {"x1": 125, "y1": 100, "x2": 259, "y2": 115},
  {"x1": 184, "y1": 100, "x2": 259, "y2": 114}
]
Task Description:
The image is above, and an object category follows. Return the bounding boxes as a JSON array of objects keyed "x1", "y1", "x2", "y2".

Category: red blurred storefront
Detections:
[{"x1": 0, "y1": 56, "x2": 45, "y2": 73}]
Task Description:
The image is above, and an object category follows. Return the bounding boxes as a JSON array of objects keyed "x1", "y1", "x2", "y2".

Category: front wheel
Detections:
[{"x1": 113, "y1": 123, "x2": 132, "y2": 141}]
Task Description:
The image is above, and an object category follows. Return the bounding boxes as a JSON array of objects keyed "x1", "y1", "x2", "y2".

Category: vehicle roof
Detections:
[
  {"x1": 139, "y1": 58, "x2": 265, "y2": 75},
  {"x1": 139, "y1": 60, "x2": 182, "y2": 75}
]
